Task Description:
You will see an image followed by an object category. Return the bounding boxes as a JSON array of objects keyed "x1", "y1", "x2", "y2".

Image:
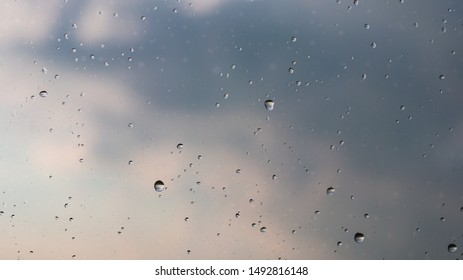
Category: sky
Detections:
[{"x1": 0, "y1": 0, "x2": 462, "y2": 259}]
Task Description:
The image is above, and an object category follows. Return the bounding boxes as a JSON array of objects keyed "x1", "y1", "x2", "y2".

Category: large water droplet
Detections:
[
  {"x1": 354, "y1": 232, "x2": 365, "y2": 243},
  {"x1": 326, "y1": 186, "x2": 335, "y2": 195},
  {"x1": 39, "y1": 90, "x2": 48, "y2": 97},
  {"x1": 448, "y1": 243, "x2": 458, "y2": 253},
  {"x1": 264, "y1": 100, "x2": 275, "y2": 111},
  {"x1": 154, "y1": 180, "x2": 165, "y2": 192}
]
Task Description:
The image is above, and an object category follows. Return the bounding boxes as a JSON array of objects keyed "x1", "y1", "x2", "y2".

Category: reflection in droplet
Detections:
[
  {"x1": 264, "y1": 100, "x2": 275, "y2": 111},
  {"x1": 448, "y1": 243, "x2": 457, "y2": 253},
  {"x1": 39, "y1": 90, "x2": 48, "y2": 97},
  {"x1": 154, "y1": 180, "x2": 165, "y2": 192},
  {"x1": 354, "y1": 232, "x2": 365, "y2": 243}
]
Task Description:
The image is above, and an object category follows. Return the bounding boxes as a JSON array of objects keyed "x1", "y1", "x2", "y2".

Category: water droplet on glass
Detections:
[
  {"x1": 128, "y1": 160, "x2": 133, "y2": 165},
  {"x1": 128, "y1": 123, "x2": 134, "y2": 128},
  {"x1": 141, "y1": 16, "x2": 146, "y2": 21},
  {"x1": 236, "y1": 169, "x2": 242, "y2": 174},
  {"x1": 39, "y1": 90, "x2": 48, "y2": 97},
  {"x1": 154, "y1": 180, "x2": 165, "y2": 192},
  {"x1": 260, "y1": 227, "x2": 267, "y2": 233},
  {"x1": 337, "y1": 241, "x2": 343, "y2": 247},
  {"x1": 291, "y1": 36, "x2": 297, "y2": 42},
  {"x1": 371, "y1": 41, "x2": 377, "y2": 48},
  {"x1": 362, "y1": 74, "x2": 367, "y2": 80},
  {"x1": 354, "y1": 232, "x2": 365, "y2": 243},
  {"x1": 400, "y1": 105, "x2": 406, "y2": 111},
  {"x1": 177, "y1": 143, "x2": 183, "y2": 149},
  {"x1": 439, "y1": 74, "x2": 445, "y2": 80},
  {"x1": 327, "y1": 186, "x2": 335, "y2": 195},
  {"x1": 288, "y1": 67, "x2": 294, "y2": 74},
  {"x1": 272, "y1": 175, "x2": 277, "y2": 180},
  {"x1": 264, "y1": 99, "x2": 275, "y2": 111},
  {"x1": 448, "y1": 243, "x2": 458, "y2": 253},
  {"x1": 364, "y1": 23, "x2": 370, "y2": 29},
  {"x1": 354, "y1": 0, "x2": 359, "y2": 5}
]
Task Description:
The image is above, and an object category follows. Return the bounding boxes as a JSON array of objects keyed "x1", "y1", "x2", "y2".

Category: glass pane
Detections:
[{"x1": 1, "y1": 0, "x2": 461, "y2": 259}]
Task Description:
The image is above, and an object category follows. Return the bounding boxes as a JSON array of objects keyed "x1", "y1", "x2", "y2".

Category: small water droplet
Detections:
[
  {"x1": 177, "y1": 143, "x2": 183, "y2": 149},
  {"x1": 264, "y1": 99, "x2": 275, "y2": 111},
  {"x1": 141, "y1": 16, "x2": 146, "y2": 21},
  {"x1": 236, "y1": 169, "x2": 242, "y2": 174},
  {"x1": 154, "y1": 180, "x2": 165, "y2": 192},
  {"x1": 235, "y1": 212, "x2": 240, "y2": 218},
  {"x1": 362, "y1": 73, "x2": 367, "y2": 80},
  {"x1": 173, "y1": 8, "x2": 178, "y2": 13},
  {"x1": 448, "y1": 243, "x2": 458, "y2": 253},
  {"x1": 371, "y1": 41, "x2": 377, "y2": 48},
  {"x1": 39, "y1": 90, "x2": 48, "y2": 97},
  {"x1": 128, "y1": 123, "x2": 134, "y2": 128},
  {"x1": 128, "y1": 160, "x2": 133, "y2": 165},
  {"x1": 354, "y1": 232, "x2": 365, "y2": 243},
  {"x1": 400, "y1": 105, "x2": 406, "y2": 111},
  {"x1": 353, "y1": 0, "x2": 359, "y2": 6},
  {"x1": 364, "y1": 213, "x2": 369, "y2": 218},
  {"x1": 260, "y1": 227, "x2": 267, "y2": 233},
  {"x1": 288, "y1": 67, "x2": 294, "y2": 74},
  {"x1": 272, "y1": 174, "x2": 277, "y2": 180},
  {"x1": 364, "y1": 23, "x2": 370, "y2": 29},
  {"x1": 439, "y1": 74, "x2": 445, "y2": 80},
  {"x1": 337, "y1": 241, "x2": 343, "y2": 247},
  {"x1": 291, "y1": 36, "x2": 297, "y2": 42}
]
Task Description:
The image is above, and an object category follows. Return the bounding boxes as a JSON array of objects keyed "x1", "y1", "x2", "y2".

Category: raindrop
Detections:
[
  {"x1": 400, "y1": 105, "x2": 406, "y2": 111},
  {"x1": 337, "y1": 241, "x2": 343, "y2": 247},
  {"x1": 326, "y1": 186, "x2": 335, "y2": 195},
  {"x1": 141, "y1": 16, "x2": 146, "y2": 21},
  {"x1": 291, "y1": 36, "x2": 297, "y2": 42},
  {"x1": 39, "y1": 90, "x2": 48, "y2": 97},
  {"x1": 353, "y1": 0, "x2": 359, "y2": 5},
  {"x1": 236, "y1": 169, "x2": 242, "y2": 174},
  {"x1": 439, "y1": 74, "x2": 445, "y2": 80},
  {"x1": 272, "y1": 175, "x2": 277, "y2": 180},
  {"x1": 260, "y1": 227, "x2": 267, "y2": 233},
  {"x1": 154, "y1": 180, "x2": 165, "y2": 192},
  {"x1": 128, "y1": 160, "x2": 133, "y2": 165},
  {"x1": 448, "y1": 243, "x2": 458, "y2": 253},
  {"x1": 128, "y1": 123, "x2": 134, "y2": 128},
  {"x1": 264, "y1": 99, "x2": 275, "y2": 111},
  {"x1": 364, "y1": 23, "x2": 370, "y2": 29},
  {"x1": 288, "y1": 67, "x2": 294, "y2": 74},
  {"x1": 354, "y1": 232, "x2": 365, "y2": 243},
  {"x1": 177, "y1": 143, "x2": 184, "y2": 149},
  {"x1": 371, "y1": 41, "x2": 377, "y2": 48},
  {"x1": 362, "y1": 74, "x2": 367, "y2": 80}
]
